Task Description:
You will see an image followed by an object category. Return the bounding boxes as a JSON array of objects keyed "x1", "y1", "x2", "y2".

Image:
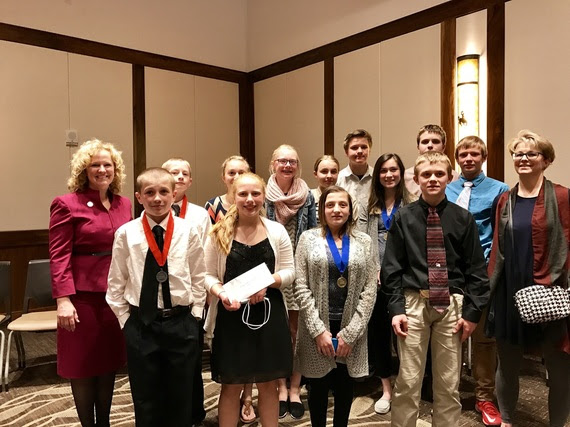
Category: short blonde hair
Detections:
[
  {"x1": 269, "y1": 144, "x2": 302, "y2": 178},
  {"x1": 67, "y1": 139, "x2": 126, "y2": 194},
  {"x1": 162, "y1": 158, "x2": 192, "y2": 176},
  {"x1": 414, "y1": 152, "x2": 453, "y2": 178},
  {"x1": 136, "y1": 168, "x2": 175, "y2": 193},
  {"x1": 455, "y1": 135, "x2": 488, "y2": 159},
  {"x1": 507, "y1": 129, "x2": 555, "y2": 164},
  {"x1": 210, "y1": 173, "x2": 266, "y2": 255}
]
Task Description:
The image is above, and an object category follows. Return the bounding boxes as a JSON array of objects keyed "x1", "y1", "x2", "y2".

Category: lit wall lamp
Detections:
[{"x1": 456, "y1": 54, "x2": 480, "y2": 140}]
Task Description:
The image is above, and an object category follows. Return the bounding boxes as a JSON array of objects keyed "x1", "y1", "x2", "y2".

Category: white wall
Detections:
[
  {"x1": 0, "y1": 0, "x2": 248, "y2": 71},
  {"x1": 247, "y1": 0, "x2": 449, "y2": 70},
  {"x1": 505, "y1": 0, "x2": 570, "y2": 188}
]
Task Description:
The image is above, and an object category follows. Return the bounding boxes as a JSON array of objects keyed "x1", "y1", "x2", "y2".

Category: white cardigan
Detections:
[{"x1": 203, "y1": 216, "x2": 295, "y2": 343}]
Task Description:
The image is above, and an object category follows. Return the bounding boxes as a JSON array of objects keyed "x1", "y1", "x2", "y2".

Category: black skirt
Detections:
[{"x1": 211, "y1": 238, "x2": 293, "y2": 384}]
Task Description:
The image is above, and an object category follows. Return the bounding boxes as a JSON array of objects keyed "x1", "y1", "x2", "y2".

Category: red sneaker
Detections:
[{"x1": 475, "y1": 400, "x2": 502, "y2": 426}]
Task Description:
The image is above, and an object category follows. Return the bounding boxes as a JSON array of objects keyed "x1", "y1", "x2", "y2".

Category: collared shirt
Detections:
[
  {"x1": 173, "y1": 199, "x2": 211, "y2": 246},
  {"x1": 336, "y1": 164, "x2": 373, "y2": 216},
  {"x1": 446, "y1": 172, "x2": 509, "y2": 260},
  {"x1": 381, "y1": 197, "x2": 490, "y2": 323},
  {"x1": 49, "y1": 189, "x2": 132, "y2": 298},
  {"x1": 106, "y1": 214, "x2": 207, "y2": 327},
  {"x1": 404, "y1": 166, "x2": 459, "y2": 197}
]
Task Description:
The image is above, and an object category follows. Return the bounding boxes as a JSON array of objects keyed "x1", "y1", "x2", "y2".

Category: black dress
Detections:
[{"x1": 211, "y1": 238, "x2": 293, "y2": 384}]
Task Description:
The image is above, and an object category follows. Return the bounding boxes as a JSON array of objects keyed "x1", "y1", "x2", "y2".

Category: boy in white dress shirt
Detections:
[
  {"x1": 162, "y1": 157, "x2": 210, "y2": 425},
  {"x1": 106, "y1": 167, "x2": 206, "y2": 427}
]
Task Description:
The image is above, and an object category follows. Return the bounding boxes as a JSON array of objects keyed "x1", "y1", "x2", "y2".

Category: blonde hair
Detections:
[
  {"x1": 136, "y1": 168, "x2": 175, "y2": 192},
  {"x1": 507, "y1": 129, "x2": 555, "y2": 164},
  {"x1": 313, "y1": 154, "x2": 340, "y2": 172},
  {"x1": 414, "y1": 152, "x2": 453, "y2": 177},
  {"x1": 269, "y1": 144, "x2": 302, "y2": 178},
  {"x1": 67, "y1": 139, "x2": 125, "y2": 194},
  {"x1": 210, "y1": 173, "x2": 266, "y2": 255},
  {"x1": 162, "y1": 158, "x2": 192, "y2": 176},
  {"x1": 221, "y1": 155, "x2": 250, "y2": 178}
]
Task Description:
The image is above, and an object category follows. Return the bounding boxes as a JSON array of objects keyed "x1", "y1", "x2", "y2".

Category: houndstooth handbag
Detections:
[{"x1": 514, "y1": 285, "x2": 570, "y2": 324}]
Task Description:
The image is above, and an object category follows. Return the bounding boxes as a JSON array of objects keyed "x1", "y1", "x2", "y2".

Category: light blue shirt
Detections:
[{"x1": 446, "y1": 172, "x2": 509, "y2": 260}]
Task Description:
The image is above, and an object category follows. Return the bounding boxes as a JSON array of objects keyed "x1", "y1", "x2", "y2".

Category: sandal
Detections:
[{"x1": 240, "y1": 397, "x2": 257, "y2": 424}]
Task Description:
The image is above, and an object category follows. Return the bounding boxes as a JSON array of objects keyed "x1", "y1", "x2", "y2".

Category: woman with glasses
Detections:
[
  {"x1": 266, "y1": 144, "x2": 317, "y2": 420},
  {"x1": 486, "y1": 130, "x2": 570, "y2": 427}
]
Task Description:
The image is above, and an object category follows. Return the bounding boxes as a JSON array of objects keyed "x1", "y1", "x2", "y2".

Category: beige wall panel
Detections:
[
  {"x1": 505, "y1": 0, "x2": 570, "y2": 188},
  {"x1": 145, "y1": 68, "x2": 197, "y2": 201},
  {"x1": 334, "y1": 45, "x2": 381, "y2": 169},
  {"x1": 194, "y1": 77, "x2": 240, "y2": 206},
  {"x1": 0, "y1": 42, "x2": 68, "y2": 231},
  {"x1": 254, "y1": 75, "x2": 288, "y2": 182},
  {"x1": 380, "y1": 25, "x2": 441, "y2": 172},
  {"x1": 68, "y1": 54, "x2": 133, "y2": 206},
  {"x1": 286, "y1": 63, "x2": 325, "y2": 190},
  {"x1": 1, "y1": 0, "x2": 248, "y2": 70},
  {"x1": 254, "y1": 64, "x2": 324, "y2": 188}
]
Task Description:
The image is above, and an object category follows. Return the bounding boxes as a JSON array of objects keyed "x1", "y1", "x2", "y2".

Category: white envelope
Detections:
[{"x1": 223, "y1": 263, "x2": 275, "y2": 303}]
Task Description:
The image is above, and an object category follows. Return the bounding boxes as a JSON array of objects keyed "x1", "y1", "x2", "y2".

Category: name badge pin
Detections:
[{"x1": 87, "y1": 201, "x2": 94, "y2": 207}]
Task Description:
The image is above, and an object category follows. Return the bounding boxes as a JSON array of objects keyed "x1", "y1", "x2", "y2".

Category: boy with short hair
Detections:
[
  {"x1": 161, "y1": 157, "x2": 210, "y2": 425},
  {"x1": 336, "y1": 129, "x2": 374, "y2": 215},
  {"x1": 382, "y1": 152, "x2": 490, "y2": 427},
  {"x1": 404, "y1": 124, "x2": 459, "y2": 196},
  {"x1": 106, "y1": 167, "x2": 206, "y2": 427},
  {"x1": 446, "y1": 136, "x2": 508, "y2": 426}
]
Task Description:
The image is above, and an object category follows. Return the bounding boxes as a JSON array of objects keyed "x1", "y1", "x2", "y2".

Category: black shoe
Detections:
[
  {"x1": 278, "y1": 400, "x2": 289, "y2": 419},
  {"x1": 289, "y1": 401, "x2": 305, "y2": 420}
]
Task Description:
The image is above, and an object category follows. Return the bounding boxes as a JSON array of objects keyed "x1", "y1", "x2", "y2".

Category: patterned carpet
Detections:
[{"x1": 0, "y1": 331, "x2": 554, "y2": 426}]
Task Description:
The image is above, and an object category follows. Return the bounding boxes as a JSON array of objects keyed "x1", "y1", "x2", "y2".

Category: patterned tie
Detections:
[
  {"x1": 139, "y1": 225, "x2": 172, "y2": 325},
  {"x1": 427, "y1": 207, "x2": 449, "y2": 313},
  {"x1": 455, "y1": 181, "x2": 473, "y2": 210}
]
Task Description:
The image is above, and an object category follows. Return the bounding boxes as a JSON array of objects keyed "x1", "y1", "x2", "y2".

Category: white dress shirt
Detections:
[
  {"x1": 174, "y1": 199, "x2": 211, "y2": 246},
  {"x1": 106, "y1": 214, "x2": 207, "y2": 328}
]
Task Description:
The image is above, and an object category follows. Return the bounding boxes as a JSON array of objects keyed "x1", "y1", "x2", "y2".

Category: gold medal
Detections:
[{"x1": 337, "y1": 276, "x2": 347, "y2": 288}]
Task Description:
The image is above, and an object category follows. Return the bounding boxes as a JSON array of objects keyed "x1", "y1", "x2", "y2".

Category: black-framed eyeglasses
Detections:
[
  {"x1": 512, "y1": 151, "x2": 542, "y2": 160},
  {"x1": 276, "y1": 158, "x2": 298, "y2": 166}
]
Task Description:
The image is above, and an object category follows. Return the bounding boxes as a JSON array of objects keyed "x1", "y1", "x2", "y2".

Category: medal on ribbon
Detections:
[
  {"x1": 326, "y1": 229, "x2": 350, "y2": 288},
  {"x1": 142, "y1": 212, "x2": 174, "y2": 283}
]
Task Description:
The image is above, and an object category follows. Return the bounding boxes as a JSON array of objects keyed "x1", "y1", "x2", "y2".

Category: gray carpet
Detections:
[{"x1": 0, "y1": 330, "x2": 555, "y2": 426}]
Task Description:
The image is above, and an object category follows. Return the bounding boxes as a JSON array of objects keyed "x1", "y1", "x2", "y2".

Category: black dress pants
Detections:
[
  {"x1": 308, "y1": 363, "x2": 354, "y2": 427},
  {"x1": 124, "y1": 310, "x2": 199, "y2": 427}
]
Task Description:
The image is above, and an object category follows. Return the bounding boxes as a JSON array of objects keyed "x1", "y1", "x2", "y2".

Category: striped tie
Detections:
[{"x1": 427, "y1": 207, "x2": 449, "y2": 313}]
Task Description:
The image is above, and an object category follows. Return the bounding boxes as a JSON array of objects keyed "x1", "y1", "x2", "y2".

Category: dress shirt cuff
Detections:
[
  {"x1": 118, "y1": 312, "x2": 130, "y2": 329},
  {"x1": 388, "y1": 304, "x2": 406, "y2": 318},
  {"x1": 462, "y1": 306, "x2": 482, "y2": 324}
]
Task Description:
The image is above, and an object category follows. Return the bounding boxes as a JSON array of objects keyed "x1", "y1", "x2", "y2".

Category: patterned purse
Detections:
[{"x1": 514, "y1": 285, "x2": 570, "y2": 324}]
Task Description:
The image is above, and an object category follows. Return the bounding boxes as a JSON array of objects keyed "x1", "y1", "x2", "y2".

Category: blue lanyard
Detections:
[
  {"x1": 325, "y1": 229, "x2": 350, "y2": 274},
  {"x1": 381, "y1": 200, "x2": 401, "y2": 230}
]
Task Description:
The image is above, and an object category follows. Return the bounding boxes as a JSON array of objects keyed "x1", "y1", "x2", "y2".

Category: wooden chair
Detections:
[
  {"x1": 4, "y1": 260, "x2": 57, "y2": 390},
  {"x1": 0, "y1": 261, "x2": 11, "y2": 391}
]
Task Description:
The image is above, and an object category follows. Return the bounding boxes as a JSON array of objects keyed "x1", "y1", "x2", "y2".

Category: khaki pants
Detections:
[
  {"x1": 471, "y1": 307, "x2": 497, "y2": 401},
  {"x1": 391, "y1": 290, "x2": 463, "y2": 427}
]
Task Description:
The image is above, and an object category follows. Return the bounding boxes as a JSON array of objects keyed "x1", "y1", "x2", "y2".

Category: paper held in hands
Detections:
[{"x1": 223, "y1": 263, "x2": 275, "y2": 303}]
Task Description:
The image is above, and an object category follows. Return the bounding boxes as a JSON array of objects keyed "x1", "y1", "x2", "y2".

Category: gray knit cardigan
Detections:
[{"x1": 293, "y1": 228, "x2": 377, "y2": 378}]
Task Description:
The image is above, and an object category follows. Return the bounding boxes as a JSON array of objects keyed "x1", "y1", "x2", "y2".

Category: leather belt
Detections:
[{"x1": 130, "y1": 304, "x2": 191, "y2": 319}]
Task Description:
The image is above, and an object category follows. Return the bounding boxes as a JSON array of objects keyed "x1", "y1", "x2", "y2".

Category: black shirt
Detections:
[{"x1": 381, "y1": 196, "x2": 490, "y2": 323}]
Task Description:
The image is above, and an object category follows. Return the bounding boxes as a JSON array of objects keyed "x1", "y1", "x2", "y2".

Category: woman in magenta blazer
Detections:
[{"x1": 49, "y1": 139, "x2": 132, "y2": 427}]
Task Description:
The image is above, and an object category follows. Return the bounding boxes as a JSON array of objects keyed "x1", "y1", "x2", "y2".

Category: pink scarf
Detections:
[{"x1": 266, "y1": 175, "x2": 309, "y2": 224}]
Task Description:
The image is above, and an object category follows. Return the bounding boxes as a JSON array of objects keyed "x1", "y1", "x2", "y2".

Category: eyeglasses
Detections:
[
  {"x1": 276, "y1": 158, "x2": 298, "y2": 166},
  {"x1": 512, "y1": 151, "x2": 543, "y2": 160}
]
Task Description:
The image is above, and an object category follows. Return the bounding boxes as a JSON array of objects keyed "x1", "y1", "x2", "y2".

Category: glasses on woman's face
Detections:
[
  {"x1": 512, "y1": 151, "x2": 543, "y2": 161},
  {"x1": 276, "y1": 158, "x2": 298, "y2": 166}
]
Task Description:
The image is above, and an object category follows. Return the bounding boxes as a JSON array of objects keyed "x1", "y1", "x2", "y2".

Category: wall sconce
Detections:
[{"x1": 456, "y1": 54, "x2": 480, "y2": 140}]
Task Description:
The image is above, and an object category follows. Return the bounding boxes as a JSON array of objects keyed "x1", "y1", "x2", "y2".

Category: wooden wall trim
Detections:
[
  {"x1": 486, "y1": 1, "x2": 505, "y2": 181},
  {"x1": 239, "y1": 75, "x2": 256, "y2": 171},
  {"x1": 324, "y1": 58, "x2": 334, "y2": 155},
  {"x1": 0, "y1": 22, "x2": 246, "y2": 83},
  {"x1": 0, "y1": 230, "x2": 48, "y2": 248},
  {"x1": 250, "y1": 0, "x2": 504, "y2": 83},
  {"x1": 441, "y1": 19, "x2": 457, "y2": 167},
  {"x1": 132, "y1": 64, "x2": 146, "y2": 217}
]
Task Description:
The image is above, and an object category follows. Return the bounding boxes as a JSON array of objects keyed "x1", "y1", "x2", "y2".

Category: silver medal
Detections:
[{"x1": 156, "y1": 270, "x2": 168, "y2": 283}]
